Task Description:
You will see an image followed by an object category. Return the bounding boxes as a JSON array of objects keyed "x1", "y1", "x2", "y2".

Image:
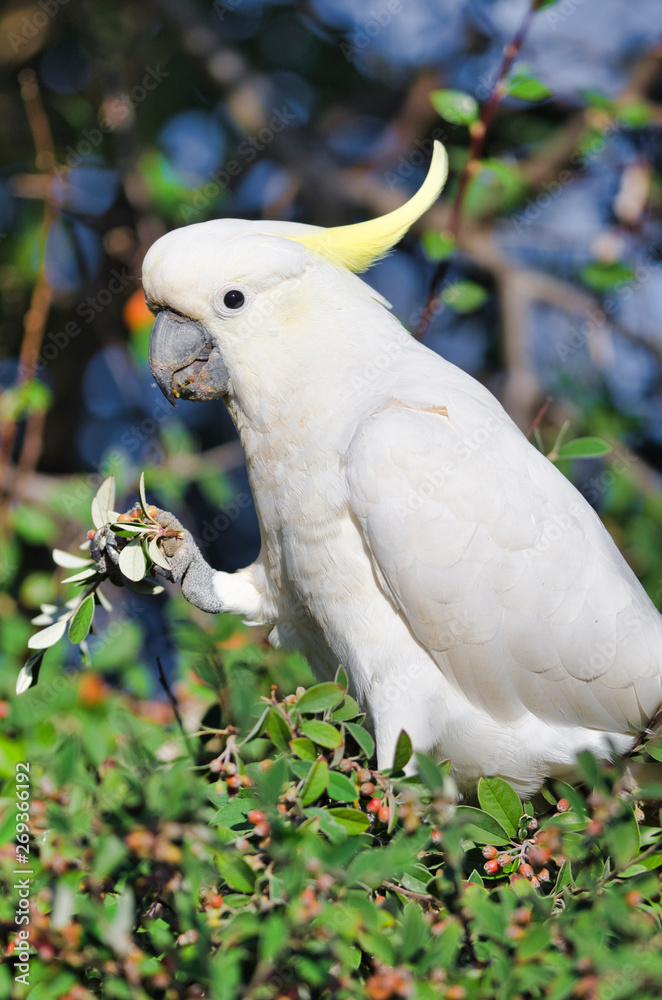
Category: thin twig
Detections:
[
  {"x1": 526, "y1": 397, "x2": 553, "y2": 440},
  {"x1": 0, "y1": 69, "x2": 56, "y2": 520},
  {"x1": 156, "y1": 656, "x2": 187, "y2": 740},
  {"x1": 415, "y1": 1, "x2": 536, "y2": 338}
]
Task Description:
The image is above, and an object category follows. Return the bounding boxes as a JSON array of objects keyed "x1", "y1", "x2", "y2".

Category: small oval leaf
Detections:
[
  {"x1": 16, "y1": 651, "x2": 45, "y2": 695},
  {"x1": 27, "y1": 617, "x2": 69, "y2": 650},
  {"x1": 53, "y1": 549, "x2": 94, "y2": 569},
  {"x1": 300, "y1": 720, "x2": 343, "y2": 750},
  {"x1": 555, "y1": 437, "x2": 612, "y2": 460},
  {"x1": 345, "y1": 722, "x2": 375, "y2": 760},
  {"x1": 297, "y1": 683, "x2": 345, "y2": 714},
  {"x1": 118, "y1": 541, "x2": 147, "y2": 582},
  {"x1": 327, "y1": 771, "x2": 358, "y2": 803},
  {"x1": 430, "y1": 88, "x2": 479, "y2": 126},
  {"x1": 455, "y1": 805, "x2": 511, "y2": 846},
  {"x1": 301, "y1": 757, "x2": 329, "y2": 805},
  {"x1": 392, "y1": 730, "x2": 413, "y2": 772},
  {"x1": 68, "y1": 594, "x2": 95, "y2": 644},
  {"x1": 327, "y1": 808, "x2": 370, "y2": 835},
  {"x1": 92, "y1": 475, "x2": 116, "y2": 529}
]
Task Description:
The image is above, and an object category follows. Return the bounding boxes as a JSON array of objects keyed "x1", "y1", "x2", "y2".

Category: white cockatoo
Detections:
[{"x1": 136, "y1": 141, "x2": 662, "y2": 796}]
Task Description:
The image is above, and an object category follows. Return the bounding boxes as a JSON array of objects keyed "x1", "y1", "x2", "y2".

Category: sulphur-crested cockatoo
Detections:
[{"x1": 132, "y1": 140, "x2": 662, "y2": 795}]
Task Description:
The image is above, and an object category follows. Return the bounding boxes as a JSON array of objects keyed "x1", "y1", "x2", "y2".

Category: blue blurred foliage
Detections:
[{"x1": 2, "y1": 0, "x2": 662, "y2": 685}]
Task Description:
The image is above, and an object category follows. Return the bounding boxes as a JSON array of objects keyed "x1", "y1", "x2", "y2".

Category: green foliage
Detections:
[
  {"x1": 2, "y1": 629, "x2": 662, "y2": 999},
  {"x1": 429, "y1": 89, "x2": 479, "y2": 127}
]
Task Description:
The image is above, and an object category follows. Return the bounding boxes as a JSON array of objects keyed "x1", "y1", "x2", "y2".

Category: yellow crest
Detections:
[{"x1": 289, "y1": 140, "x2": 448, "y2": 272}]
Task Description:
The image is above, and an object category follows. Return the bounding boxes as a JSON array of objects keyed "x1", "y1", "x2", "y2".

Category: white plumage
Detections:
[{"x1": 143, "y1": 142, "x2": 662, "y2": 795}]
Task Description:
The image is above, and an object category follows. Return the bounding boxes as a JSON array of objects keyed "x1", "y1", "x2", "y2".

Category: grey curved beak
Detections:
[{"x1": 148, "y1": 309, "x2": 230, "y2": 406}]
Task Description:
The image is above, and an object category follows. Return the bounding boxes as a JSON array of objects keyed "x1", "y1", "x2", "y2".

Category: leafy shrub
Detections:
[{"x1": 2, "y1": 613, "x2": 662, "y2": 1000}]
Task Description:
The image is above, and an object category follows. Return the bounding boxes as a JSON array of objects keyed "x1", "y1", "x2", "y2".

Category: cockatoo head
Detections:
[{"x1": 143, "y1": 141, "x2": 448, "y2": 408}]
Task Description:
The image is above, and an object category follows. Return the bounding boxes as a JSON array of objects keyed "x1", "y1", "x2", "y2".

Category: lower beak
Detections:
[{"x1": 148, "y1": 309, "x2": 230, "y2": 406}]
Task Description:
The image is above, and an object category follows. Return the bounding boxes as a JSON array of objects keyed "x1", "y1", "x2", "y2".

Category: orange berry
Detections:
[
  {"x1": 117, "y1": 513, "x2": 132, "y2": 523},
  {"x1": 146, "y1": 505, "x2": 158, "y2": 519},
  {"x1": 226, "y1": 775, "x2": 241, "y2": 789},
  {"x1": 519, "y1": 863, "x2": 534, "y2": 879},
  {"x1": 484, "y1": 859, "x2": 499, "y2": 874},
  {"x1": 130, "y1": 509, "x2": 141, "y2": 520},
  {"x1": 498, "y1": 854, "x2": 513, "y2": 867},
  {"x1": 87, "y1": 529, "x2": 95, "y2": 540},
  {"x1": 254, "y1": 821, "x2": 269, "y2": 838},
  {"x1": 247, "y1": 810, "x2": 265, "y2": 824},
  {"x1": 557, "y1": 798, "x2": 570, "y2": 813},
  {"x1": 378, "y1": 805, "x2": 390, "y2": 823},
  {"x1": 482, "y1": 845, "x2": 498, "y2": 859}
]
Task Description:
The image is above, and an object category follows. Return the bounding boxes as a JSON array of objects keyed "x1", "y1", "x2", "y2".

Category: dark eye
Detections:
[{"x1": 223, "y1": 289, "x2": 245, "y2": 310}]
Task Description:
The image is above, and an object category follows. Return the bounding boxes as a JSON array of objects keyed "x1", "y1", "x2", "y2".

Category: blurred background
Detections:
[{"x1": 1, "y1": 0, "x2": 662, "y2": 696}]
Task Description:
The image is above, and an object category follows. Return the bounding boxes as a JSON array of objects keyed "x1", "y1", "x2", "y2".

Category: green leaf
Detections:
[
  {"x1": 327, "y1": 771, "x2": 358, "y2": 803},
  {"x1": 621, "y1": 853, "x2": 662, "y2": 877},
  {"x1": 477, "y1": 777, "x2": 522, "y2": 838},
  {"x1": 464, "y1": 158, "x2": 524, "y2": 218},
  {"x1": 118, "y1": 540, "x2": 147, "y2": 582},
  {"x1": 579, "y1": 261, "x2": 634, "y2": 292},
  {"x1": 148, "y1": 536, "x2": 171, "y2": 571},
  {"x1": 327, "y1": 808, "x2": 370, "y2": 835},
  {"x1": 415, "y1": 752, "x2": 448, "y2": 793},
  {"x1": 555, "y1": 437, "x2": 612, "y2": 460},
  {"x1": 267, "y1": 710, "x2": 292, "y2": 752},
  {"x1": 216, "y1": 853, "x2": 256, "y2": 894},
  {"x1": 391, "y1": 730, "x2": 413, "y2": 772},
  {"x1": 27, "y1": 616, "x2": 69, "y2": 650},
  {"x1": 61, "y1": 566, "x2": 98, "y2": 585},
  {"x1": 331, "y1": 696, "x2": 361, "y2": 721},
  {"x1": 300, "y1": 720, "x2": 343, "y2": 750},
  {"x1": 421, "y1": 230, "x2": 456, "y2": 262},
  {"x1": 507, "y1": 73, "x2": 551, "y2": 102},
  {"x1": 440, "y1": 280, "x2": 488, "y2": 314},
  {"x1": 455, "y1": 805, "x2": 511, "y2": 846},
  {"x1": 296, "y1": 682, "x2": 345, "y2": 714},
  {"x1": 290, "y1": 737, "x2": 317, "y2": 761},
  {"x1": 138, "y1": 471, "x2": 155, "y2": 520},
  {"x1": 16, "y1": 650, "x2": 45, "y2": 695},
  {"x1": 91, "y1": 475, "x2": 116, "y2": 529},
  {"x1": 68, "y1": 594, "x2": 95, "y2": 644},
  {"x1": 345, "y1": 722, "x2": 375, "y2": 760},
  {"x1": 11, "y1": 505, "x2": 58, "y2": 545},
  {"x1": 300, "y1": 756, "x2": 329, "y2": 805},
  {"x1": 429, "y1": 88, "x2": 479, "y2": 126},
  {"x1": 53, "y1": 549, "x2": 94, "y2": 569}
]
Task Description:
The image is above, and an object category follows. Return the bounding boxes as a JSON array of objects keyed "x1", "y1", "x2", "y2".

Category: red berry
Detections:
[
  {"x1": 482, "y1": 845, "x2": 498, "y2": 859},
  {"x1": 226, "y1": 775, "x2": 241, "y2": 789},
  {"x1": 377, "y1": 805, "x2": 390, "y2": 823},
  {"x1": 519, "y1": 863, "x2": 534, "y2": 879},
  {"x1": 557, "y1": 798, "x2": 570, "y2": 813},
  {"x1": 483, "y1": 859, "x2": 499, "y2": 874},
  {"x1": 366, "y1": 797, "x2": 381, "y2": 813},
  {"x1": 87, "y1": 529, "x2": 95, "y2": 540},
  {"x1": 247, "y1": 810, "x2": 265, "y2": 825}
]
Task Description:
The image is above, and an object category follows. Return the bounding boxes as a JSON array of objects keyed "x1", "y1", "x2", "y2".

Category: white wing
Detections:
[{"x1": 345, "y1": 397, "x2": 662, "y2": 735}]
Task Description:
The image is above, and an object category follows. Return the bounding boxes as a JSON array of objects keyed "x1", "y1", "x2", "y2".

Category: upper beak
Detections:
[{"x1": 148, "y1": 309, "x2": 230, "y2": 406}]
